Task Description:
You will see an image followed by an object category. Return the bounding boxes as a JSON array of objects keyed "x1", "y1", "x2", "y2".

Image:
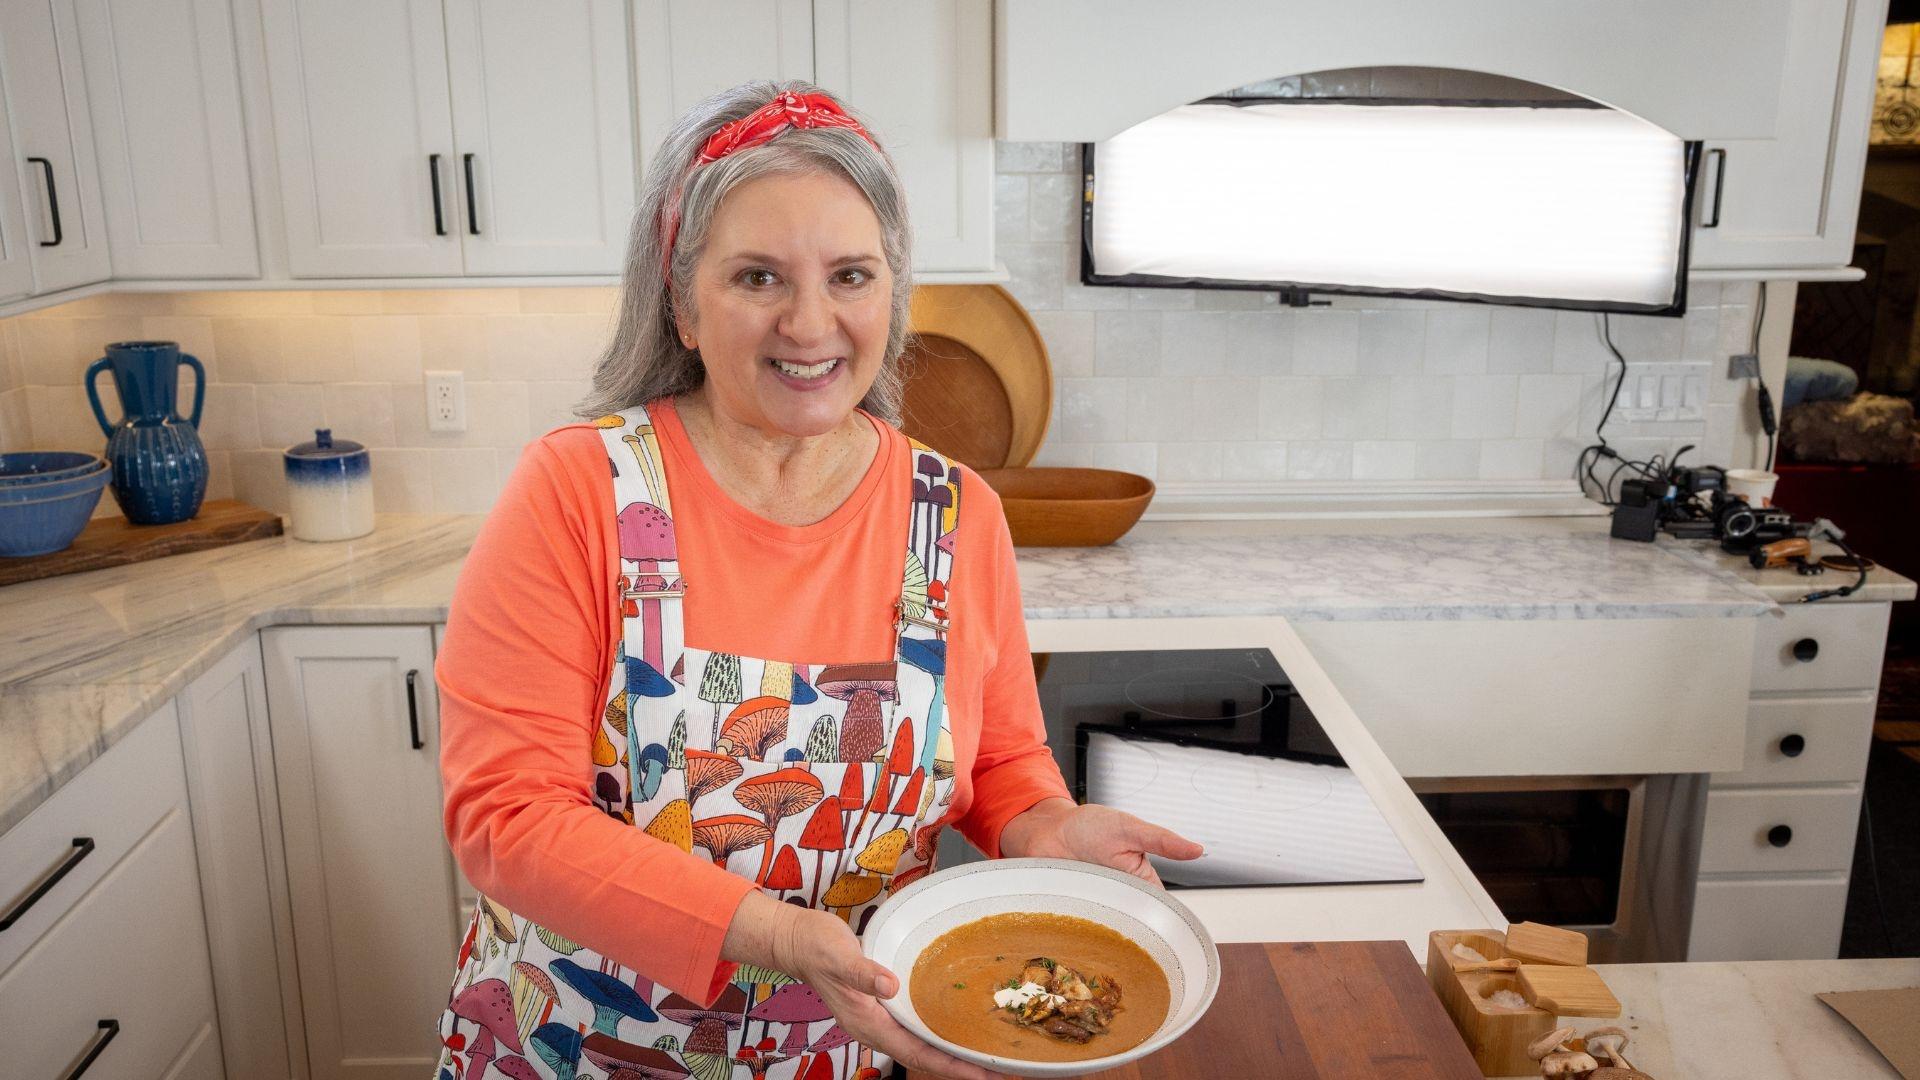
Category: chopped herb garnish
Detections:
[{"x1": 953, "y1": 982, "x2": 966, "y2": 990}]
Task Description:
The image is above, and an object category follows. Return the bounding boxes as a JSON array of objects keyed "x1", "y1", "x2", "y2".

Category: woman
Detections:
[{"x1": 434, "y1": 81, "x2": 1200, "y2": 1080}]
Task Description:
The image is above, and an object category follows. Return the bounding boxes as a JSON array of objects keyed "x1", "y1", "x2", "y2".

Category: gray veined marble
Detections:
[{"x1": 1015, "y1": 531, "x2": 1777, "y2": 622}]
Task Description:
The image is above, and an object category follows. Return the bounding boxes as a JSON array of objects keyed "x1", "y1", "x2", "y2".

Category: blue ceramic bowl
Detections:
[
  {"x1": 0, "y1": 465, "x2": 110, "y2": 557},
  {"x1": 0, "y1": 452, "x2": 104, "y2": 486},
  {"x1": 0, "y1": 461, "x2": 110, "y2": 505}
]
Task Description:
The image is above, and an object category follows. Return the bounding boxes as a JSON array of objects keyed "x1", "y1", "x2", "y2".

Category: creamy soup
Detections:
[{"x1": 908, "y1": 912, "x2": 1170, "y2": 1063}]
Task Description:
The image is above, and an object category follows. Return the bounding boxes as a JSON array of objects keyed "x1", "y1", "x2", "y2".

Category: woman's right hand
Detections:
[{"x1": 736, "y1": 891, "x2": 1006, "y2": 1080}]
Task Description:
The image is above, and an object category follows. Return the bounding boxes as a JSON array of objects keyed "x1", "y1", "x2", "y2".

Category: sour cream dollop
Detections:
[{"x1": 992, "y1": 981, "x2": 1065, "y2": 1010}]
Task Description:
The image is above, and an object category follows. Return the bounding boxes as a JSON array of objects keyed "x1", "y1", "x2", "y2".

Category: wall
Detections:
[{"x1": 0, "y1": 141, "x2": 1782, "y2": 518}]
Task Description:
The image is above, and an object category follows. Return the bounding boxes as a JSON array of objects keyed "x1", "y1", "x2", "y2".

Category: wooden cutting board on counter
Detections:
[
  {"x1": 910, "y1": 941, "x2": 1481, "y2": 1079},
  {"x1": 0, "y1": 499, "x2": 282, "y2": 586}
]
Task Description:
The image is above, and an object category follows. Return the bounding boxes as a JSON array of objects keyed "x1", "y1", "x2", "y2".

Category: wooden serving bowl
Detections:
[{"x1": 977, "y1": 467, "x2": 1154, "y2": 547}]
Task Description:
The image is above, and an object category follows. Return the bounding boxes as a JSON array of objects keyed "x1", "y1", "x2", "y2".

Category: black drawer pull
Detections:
[
  {"x1": 0, "y1": 837, "x2": 95, "y2": 932},
  {"x1": 462, "y1": 153, "x2": 480, "y2": 235},
  {"x1": 1778, "y1": 733, "x2": 1806, "y2": 758},
  {"x1": 1767, "y1": 824, "x2": 1793, "y2": 848},
  {"x1": 27, "y1": 156, "x2": 62, "y2": 246},
  {"x1": 1791, "y1": 637, "x2": 1819, "y2": 663},
  {"x1": 407, "y1": 669, "x2": 424, "y2": 750},
  {"x1": 429, "y1": 154, "x2": 446, "y2": 236},
  {"x1": 1703, "y1": 147, "x2": 1727, "y2": 228},
  {"x1": 63, "y1": 1018, "x2": 120, "y2": 1080}
]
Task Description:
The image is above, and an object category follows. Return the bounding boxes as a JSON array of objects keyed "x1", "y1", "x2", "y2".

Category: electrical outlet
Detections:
[
  {"x1": 425, "y1": 370, "x2": 466, "y2": 433},
  {"x1": 1728, "y1": 353, "x2": 1760, "y2": 380}
]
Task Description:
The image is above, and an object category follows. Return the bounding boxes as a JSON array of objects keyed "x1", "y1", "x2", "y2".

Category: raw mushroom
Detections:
[
  {"x1": 1528, "y1": 1027, "x2": 1577, "y2": 1061},
  {"x1": 1540, "y1": 1050, "x2": 1600, "y2": 1078},
  {"x1": 1584, "y1": 1027, "x2": 1635, "y2": 1071},
  {"x1": 549, "y1": 958, "x2": 659, "y2": 1038}
]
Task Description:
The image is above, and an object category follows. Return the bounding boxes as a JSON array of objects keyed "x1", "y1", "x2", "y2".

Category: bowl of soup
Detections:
[{"x1": 861, "y1": 858, "x2": 1220, "y2": 1078}]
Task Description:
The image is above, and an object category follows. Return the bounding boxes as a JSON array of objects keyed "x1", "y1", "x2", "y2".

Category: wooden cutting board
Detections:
[
  {"x1": 0, "y1": 499, "x2": 283, "y2": 586},
  {"x1": 910, "y1": 941, "x2": 1481, "y2": 1079}
]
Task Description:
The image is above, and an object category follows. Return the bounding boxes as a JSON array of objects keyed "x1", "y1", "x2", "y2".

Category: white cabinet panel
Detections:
[
  {"x1": 0, "y1": 0, "x2": 113, "y2": 292},
  {"x1": 178, "y1": 638, "x2": 300, "y2": 1080},
  {"x1": 444, "y1": 0, "x2": 634, "y2": 275},
  {"x1": 1689, "y1": 0, "x2": 1885, "y2": 270},
  {"x1": 74, "y1": 0, "x2": 260, "y2": 279},
  {"x1": 1711, "y1": 695, "x2": 1876, "y2": 789},
  {"x1": 1688, "y1": 873, "x2": 1850, "y2": 961},
  {"x1": 0, "y1": 72, "x2": 35, "y2": 301},
  {"x1": 1698, "y1": 786, "x2": 1862, "y2": 875},
  {"x1": 816, "y1": 0, "x2": 994, "y2": 273},
  {"x1": 632, "y1": 0, "x2": 814, "y2": 182},
  {"x1": 1750, "y1": 602, "x2": 1890, "y2": 693},
  {"x1": 259, "y1": 0, "x2": 462, "y2": 277},
  {"x1": 264, "y1": 624, "x2": 456, "y2": 1080}
]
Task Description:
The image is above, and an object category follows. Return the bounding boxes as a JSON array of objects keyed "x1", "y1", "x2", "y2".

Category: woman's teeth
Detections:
[{"x1": 769, "y1": 357, "x2": 840, "y2": 379}]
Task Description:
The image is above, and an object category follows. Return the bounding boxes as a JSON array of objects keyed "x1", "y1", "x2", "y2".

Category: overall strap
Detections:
[{"x1": 898, "y1": 439, "x2": 959, "y2": 643}]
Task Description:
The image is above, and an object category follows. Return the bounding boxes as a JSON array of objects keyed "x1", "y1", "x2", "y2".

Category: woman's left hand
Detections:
[{"x1": 998, "y1": 798, "x2": 1203, "y2": 887}]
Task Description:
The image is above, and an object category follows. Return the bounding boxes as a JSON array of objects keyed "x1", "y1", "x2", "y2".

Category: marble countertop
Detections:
[
  {"x1": 4, "y1": 509, "x2": 1897, "y2": 837},
  {"x1": 1505, "y1": 958, "x2": 1920, "y2": 1079}
]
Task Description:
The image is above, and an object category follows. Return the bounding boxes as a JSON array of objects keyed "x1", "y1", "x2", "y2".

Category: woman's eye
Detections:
[
  {"x1": 838, "y1": 268, "x2": 873, "y2": 286},
  {"x1": 741, "y1": 268, "x2": 777, "y2": 288}
]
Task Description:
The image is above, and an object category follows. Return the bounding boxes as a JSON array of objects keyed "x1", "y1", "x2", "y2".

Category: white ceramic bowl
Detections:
[{"x1": 861, "y1": 858, "x2": 1220, "y2": 1078}]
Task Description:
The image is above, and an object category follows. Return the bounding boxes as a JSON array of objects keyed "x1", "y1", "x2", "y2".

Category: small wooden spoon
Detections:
[{"x1": 1451, "y1": 957, "x2": 1522, "y2": 974}]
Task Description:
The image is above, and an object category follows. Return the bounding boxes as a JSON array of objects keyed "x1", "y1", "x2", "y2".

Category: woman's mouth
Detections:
[{"x1": 767, "y1": 356, "x2": 843, "y2": 389}]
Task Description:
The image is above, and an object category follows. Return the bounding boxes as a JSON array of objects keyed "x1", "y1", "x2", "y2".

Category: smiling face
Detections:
[{"x1": 677, "y1": 168, "x2": 893, "y2": 439}]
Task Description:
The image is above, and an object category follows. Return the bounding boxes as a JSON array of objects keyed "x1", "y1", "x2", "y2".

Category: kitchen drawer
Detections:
[
  {"x1": 1699, "y1": 786, "x2": 1861, "y2": 875},
  {"x1": 1710, "y1": 695, "x2": 1876, "y2": 789},
  {"x1": 1687, "y1": 873, "x2": 1849, "y2": 961},
  {"x1": 0, "y1": 801, "x2": 222, "y2": 1079},
  {"x1": 0, "y1": 701, "x2": 185, "y2": 976},
  {"x1": 1750, "y1": 603, "x2": 1890, "y2": 693}
]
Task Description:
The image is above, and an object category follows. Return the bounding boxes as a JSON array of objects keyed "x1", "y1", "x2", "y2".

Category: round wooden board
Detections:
[{"x1": 900, "y1": 285, "x2": 1051, "y2": 470}]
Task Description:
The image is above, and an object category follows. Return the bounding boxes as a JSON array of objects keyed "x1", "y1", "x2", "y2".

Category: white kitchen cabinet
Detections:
[
  {"x1": 177, "y1": 638, "x2": 302, "y2": 1080},
  {"x1": 73, "y1": 0, "x2": 260, "y2": 279},
  {"x1": 261, "y1": 0, "x2": 635, "y2": 279},
  {"x1": 1688, "y1": 600, "x2": 1895, "y2": 961},
  {"x1": 443, "y1": 0, "x2": 634, "y2": 275},
  {"x1": 816, "y1": 0, "x2": 995, "y2": 273},
  {"x1": 264, "y1": 624, "x2": 460, "y2": 1080},
  {"x1": 632, "y1": 0, "x2": 815, "y2": 184},
  {"x1": 0, "y1": 702, "x2": 223, "y2": 1080},
  {"x1": 0, "y1": 0, "x2": 113, "y2": 293},
  {"x1": 1689, "y1": 0, "x2": 1887, "y2": 271},
  {"x1": 0, "y1": 69, "x2": 36, "y2": 302},
  {"x1": 259, "y1": 0, "x2": 462, "y2": 278}
]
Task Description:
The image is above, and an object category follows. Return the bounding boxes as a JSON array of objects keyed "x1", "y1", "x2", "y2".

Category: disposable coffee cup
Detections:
[{"x1": 1725, "y1": 469, "x2": 1779, "y2": 508}]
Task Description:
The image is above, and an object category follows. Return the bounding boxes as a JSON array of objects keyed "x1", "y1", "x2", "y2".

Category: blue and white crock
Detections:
[{"x1": 283, "y1": 429, "x2": 373, "y2": 541}]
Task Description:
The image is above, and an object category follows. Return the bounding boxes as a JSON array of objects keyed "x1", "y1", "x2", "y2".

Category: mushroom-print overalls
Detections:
[{"x1": 435, "y1": 403, "x2": 961, "y2": 1080}]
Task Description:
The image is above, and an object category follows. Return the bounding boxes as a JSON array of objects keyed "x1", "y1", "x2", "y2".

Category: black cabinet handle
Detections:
[
  {"x1": 429, "y1": 154, "x2": 446, "y2": 236},
  {"x1": 63, "y1": 1019, "x2": 120, "y2": 1080},
  {"x1": 1792, "y1": 638, "x2": 1819, "y2": 663},
  {"x1": 0, "y1": 837, "x2": 94, "y2": 932},
  {"x1": 1767, "y1": 824, "x2": 1793, "y2": 848},
  {"x1": 1778, "y1": 733, "x2": 1806, "y2": 758},
  {"x1": 1703, "y1": 147, "x2": 1726, "y2": 228},
  {"x1": 27, "y1": 157, "x2": 61, "y2": 246},
  {"x1": 462, "y1": 153, "x2": 480, "y2": 235},
  {"x1": 407, "y1": 669, "x2": 424, "y2": 750}
]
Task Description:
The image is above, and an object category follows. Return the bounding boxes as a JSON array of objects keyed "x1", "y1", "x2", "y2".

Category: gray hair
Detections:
[{"x1": 579, "y1": 80, "x2": 914, "y2": 423}]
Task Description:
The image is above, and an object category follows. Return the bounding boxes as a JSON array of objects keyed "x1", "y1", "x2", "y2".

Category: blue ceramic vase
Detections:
[{"x1": 85, "y1": 341, "x2": 209, "y2": 525}]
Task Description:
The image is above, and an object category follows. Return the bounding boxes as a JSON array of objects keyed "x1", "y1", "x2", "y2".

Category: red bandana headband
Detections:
[{"x1": 661, "y1": 91, "x2": 879, "y2": 288}]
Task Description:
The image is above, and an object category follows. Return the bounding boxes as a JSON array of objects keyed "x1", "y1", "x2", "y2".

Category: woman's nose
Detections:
[{"x1": 778, "y1": 283, "x2": 834, "y2": 346}]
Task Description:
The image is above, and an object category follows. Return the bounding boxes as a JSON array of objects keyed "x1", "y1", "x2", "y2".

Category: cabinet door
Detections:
[
  {"x1": 815, "y1": 0, "x2": 994, "y2": 273},
  {"x1": 0, "y1": 71, "x2": 35, "y2": 302},
  {"x1": 1690, "y1": 0, "x2": 1884, "y2": 270},
  {"x1": 73, "y1": 0, "x2": 260, "y2": 279},
  {"x1": 632, "y1": 0, "x2": 814, "y2": 183},
  {"x1": 177, "y1": 638, "x2": 301, "y2": 1080},
  {"x1": 443, "y1": 0, "x2": 634, "y2": 275},
  {"x1": 0, "y1": 0, "x2": 113, "y2": 293},
  {"x1": 264, "y1": 625, "x2": 457, "y2": 1080},
  {"x1": 259, "y1": 0, "x2": 462, "y2": 278}
]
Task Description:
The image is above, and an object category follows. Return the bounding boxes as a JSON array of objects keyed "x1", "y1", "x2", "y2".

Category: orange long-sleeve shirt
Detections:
[{"x1": 437, "y1": 398, "x2": 1069, "y2": 1004}]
